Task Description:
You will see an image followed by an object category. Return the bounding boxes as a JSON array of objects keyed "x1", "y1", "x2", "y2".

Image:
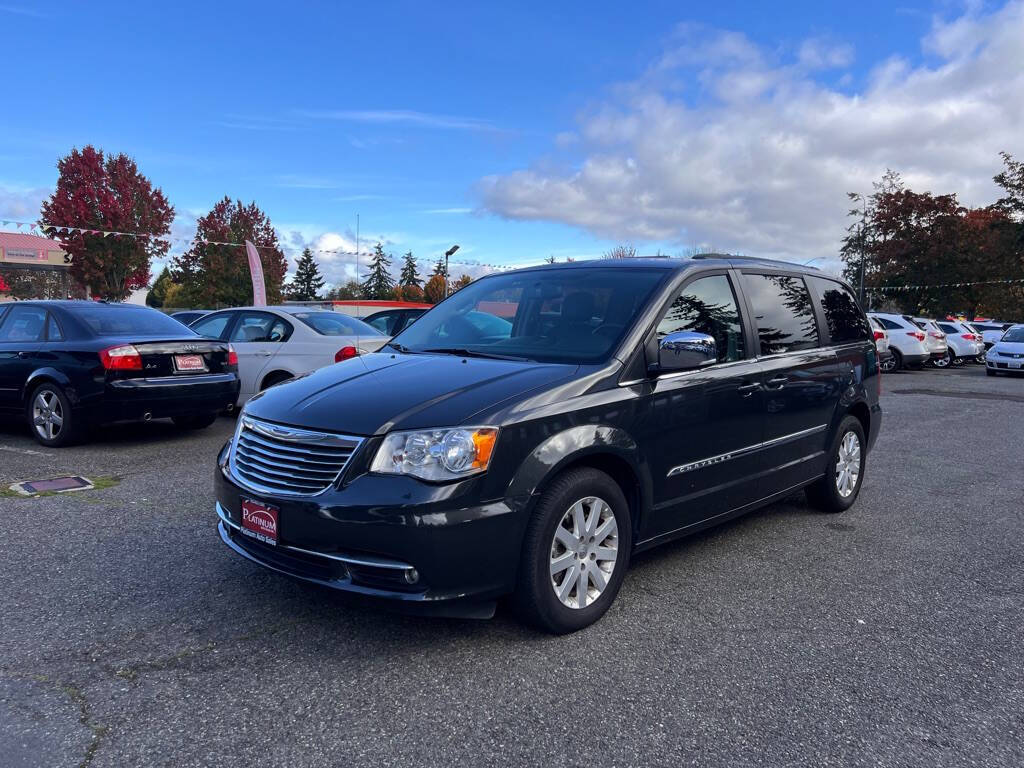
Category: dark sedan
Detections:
[{"x1": 0, "y1": 301, "x2": 240, "y2": 446}]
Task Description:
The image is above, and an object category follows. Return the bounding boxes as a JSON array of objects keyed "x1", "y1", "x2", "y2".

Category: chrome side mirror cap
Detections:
[{"x1": 658, "y1": 331, "x2": 717, "y2": 372}]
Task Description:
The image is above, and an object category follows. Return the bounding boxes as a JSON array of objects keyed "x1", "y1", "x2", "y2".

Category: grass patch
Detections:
[{"x1": 3, "y1": 475, "x2": 121, "y2": 499}]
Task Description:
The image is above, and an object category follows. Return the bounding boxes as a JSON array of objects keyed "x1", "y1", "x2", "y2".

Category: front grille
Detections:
[{"x1": 230, "y1": 416, "x2": 362, "y2": 496}]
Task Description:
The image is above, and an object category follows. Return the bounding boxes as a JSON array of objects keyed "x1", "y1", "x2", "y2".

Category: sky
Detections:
[{"x1": 2, "y1": 0, "x2": 1022, "y2": 286}]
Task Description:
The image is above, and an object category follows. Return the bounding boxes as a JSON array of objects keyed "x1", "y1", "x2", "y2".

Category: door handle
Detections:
[
  {"x1": 737, "y1": 382, "x2": 760, "y2": 397},
  {"x1": 17, "y1": 351, "x2": 29, "y2": 359},
  {"x1": 765, "y1": 376, "x2": 787, "y2": 388}
]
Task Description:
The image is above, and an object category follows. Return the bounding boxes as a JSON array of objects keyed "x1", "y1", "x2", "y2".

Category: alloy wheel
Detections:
[
  {"x1": 549, "y1": 496, "x2": 618, "y2": 609},
  {"x1": 934, "y1": 350, "x2": 951, "y2": 368},
  {"x1": 32, "y1": 390, "x2": 64, "y2": 441},
  {"x1": 835, "y1": 431, "x2": 861, "y2": 498}
]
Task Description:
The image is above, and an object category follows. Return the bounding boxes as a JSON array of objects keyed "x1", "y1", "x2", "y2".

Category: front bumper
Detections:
[
  {"x1": 94, "y1": 373, "x2": 240, "y2": 423},
  {"x1": 213, "y1": 444, "x2": 529, "y2": 610}
]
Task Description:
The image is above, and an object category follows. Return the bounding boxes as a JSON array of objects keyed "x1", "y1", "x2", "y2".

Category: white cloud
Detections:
[
  {"x1": 297, "y1": 109, "x2": 497, "y2": 132},
  {"x1": 422, "y1": 207, "x2": 472, "y2": 215},
  {"x1": 479, "y1": 2, "x2": 1024, "y2": 264},
  {"x1": 0, "y1": 183, "x2": 49, "y2": 221}
]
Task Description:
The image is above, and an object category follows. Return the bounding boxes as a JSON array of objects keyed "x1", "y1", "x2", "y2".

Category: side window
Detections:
[
  {"x1": 230, "y1": 312, "x2": 291, "y2": 343},
  {"x1": 742, "y1": 273, "x2": 819, "y2": 356},
  {"x1": 937, "y1": 322, "x2": 957, "y2": 335},
  {"x1": 809, "y1": 277, "x2": 870, "y2": 343},
  {"x1": 656, "y1": 274, "x2": 745, "y2": 363},
  {"x1": 46, "y1": 313, "x2": 64, "y2": 341},
  {"x1": 877, "y1": 317, "x2": 901, "y2": 331},
  {"x1": 191, "y1": 312, "x2": 233, "y2": 339},
  {"x1": 0, "y1": 305, "x2": 47, "y2": 342},
  {"x1": 367, "y1": 313, "x2": 397, "y2": 335}
]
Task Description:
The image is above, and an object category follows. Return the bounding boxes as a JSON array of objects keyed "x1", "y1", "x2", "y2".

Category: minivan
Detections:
[{"x1": 213, "y1": 257, "x2": 881, "y2": 633}]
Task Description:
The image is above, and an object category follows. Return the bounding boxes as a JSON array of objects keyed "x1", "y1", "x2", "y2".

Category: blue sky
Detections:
[{"x1": 2, "y1": 1, "x2": 1020, "y2": 285}]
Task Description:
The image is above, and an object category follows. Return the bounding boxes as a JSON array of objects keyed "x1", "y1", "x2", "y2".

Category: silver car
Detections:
[{"x1": 910, "y1": 317, "x2": 949, "y2": 367}]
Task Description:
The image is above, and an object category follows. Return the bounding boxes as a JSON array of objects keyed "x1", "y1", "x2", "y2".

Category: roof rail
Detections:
[{"x1": 691, "y1": 253, "x2": 819, "y2": 270}]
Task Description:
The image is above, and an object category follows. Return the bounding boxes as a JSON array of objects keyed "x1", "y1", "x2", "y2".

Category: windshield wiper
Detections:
[
  {"x1": 422, "y1": 347, "x2": 530, "y2": 362},
  {"x1": 386, "y1": 341, "x2": 414, "y2": 353}
]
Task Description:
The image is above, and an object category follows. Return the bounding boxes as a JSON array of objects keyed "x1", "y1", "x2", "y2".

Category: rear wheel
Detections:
[
  {"x1": 879, "y1": 352, "x2": 897, "y2": 373},
  {"x1": 26, "y1": 383, "x2": 81, "y2": 447},
  {"x1": 806, "y1": 415, "x2": 865, "y2": 514},
  {"x1": 172, "y1": 412, "x2": 218, "y2": 430},
  {"x1": 986, "y1": 368, "x2": 997, "y2": 377},
  {"x1": 934, "y1": 349, "x2": 953, "y2": 368},
  {"x1": 514, "y1": 467, "x2": 632, "y2": 634},
  {"x1": 887, "y1": 348, "x2": 903, "y2": 372}
]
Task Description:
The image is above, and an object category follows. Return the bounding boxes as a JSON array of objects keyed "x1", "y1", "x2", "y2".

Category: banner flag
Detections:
[{"x1": 245, "y1": 239, "x2": 267, "y2": 307}]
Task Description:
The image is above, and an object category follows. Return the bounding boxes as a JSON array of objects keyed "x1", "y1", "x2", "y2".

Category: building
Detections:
[{"x1": 0, "y1": 231, "x2": 71, "y2": 298}]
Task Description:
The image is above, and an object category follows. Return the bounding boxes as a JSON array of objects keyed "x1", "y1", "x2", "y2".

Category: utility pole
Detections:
[
  {"x1": 444, "y1": 244, "x2": 460, "y2": 297},
  {"x1": 355, "y1": 214, "x2": 360, "y2": 315}
]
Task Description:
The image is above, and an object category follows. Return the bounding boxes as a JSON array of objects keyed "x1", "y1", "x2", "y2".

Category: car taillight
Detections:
[
  {"x1": 929, "y1": 331, "x2": 945, "y2": 339},
  {"x1": 873, "y1": 330, "x2": 884, "y2": 341},
  {"x1": 335, "y1": 346, "x2": 359, "y2": 362},
  {"x1": 908, "y1": 331, "x2": 926, "y2": 341},
  {"x1": 961, "y1": 334, "x2": 975, "y2": 341},
  {"x1": 227, "y1": 344, "x2": 238, "y2": 366},
  {"x1": 99, "y1": 344, "x2": 142, "y2": 370}
]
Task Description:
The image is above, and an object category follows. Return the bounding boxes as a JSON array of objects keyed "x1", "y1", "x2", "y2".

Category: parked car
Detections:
[
  {"x1": 935, "y1": 320, "x2": 986, "y2": 365},
  {"x1": 985, "y1": 324, "x2": 1024, "y2": 376},
  {"x1": 170, "y1": 309, "x2": 212, "y2": 326},
  {"x1": 909, "y1": 317, "x2": 949, "y2": 366},
  {"x1": 868, "y1": 313, "x2": 931, "y2": 371},
  {"x1": 189, "y1": 306, "x2": 388, "y2": 406},
  {"x1": 0, "y1": 301, "x2": 239, "y2": 446},
  {"x1": 363, "y1": 307, "x2": 426, "y2": 336},
  {"x1": 869, "y1": 316, "x2": 893, "y2": 371},
  {"x1": 213, "y1": 256, "x2": 881, "y2": 633},
  {"x1": 968, "y1": 321, "x2": 1013, "y2": 349}
]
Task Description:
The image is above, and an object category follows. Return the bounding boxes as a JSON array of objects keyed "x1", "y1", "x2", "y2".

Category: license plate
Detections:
[
  {"x1": 174, "y1": 354, "x2": 206, "y2": 372},
  {"x1": 240, "y1": 499, "x2": 279, "y2": 545},
  {"x1": 1010, "y1": 361, "x2": 1021, "y2": 369}
]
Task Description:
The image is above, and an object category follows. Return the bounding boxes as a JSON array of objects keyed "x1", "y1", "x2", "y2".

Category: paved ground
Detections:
[{"x1": 1, "y1": 365, "x2": 1021, "y2": 767}]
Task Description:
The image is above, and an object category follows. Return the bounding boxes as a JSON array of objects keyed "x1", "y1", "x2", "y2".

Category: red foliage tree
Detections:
[
  {"x1": 423, "y1": 274, "x2": 446, "y2": 304},
  {"x1": 173, "y1": 198, "x2": 288, "y2": 307},
  {"x1": 40, "y1": 146, "x2": 173, "y2": 300}
]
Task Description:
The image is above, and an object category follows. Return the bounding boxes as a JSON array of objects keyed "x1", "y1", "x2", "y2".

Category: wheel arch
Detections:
[
  {"x1": 259, "y1": 369, "x2": 295, "y2": 391},
  {"x1": 22, "y1": 368, "x2": 74, "y2": 404}
]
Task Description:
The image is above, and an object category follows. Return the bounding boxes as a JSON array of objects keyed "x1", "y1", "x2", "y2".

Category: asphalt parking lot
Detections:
[{"x1": 1, "y1": 365, "x2": 1022, "y2": 768}]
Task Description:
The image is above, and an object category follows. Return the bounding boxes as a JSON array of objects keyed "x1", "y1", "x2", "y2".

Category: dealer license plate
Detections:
[
  {"x1": 174, "y1": 354, "x2": 207, "y2": 372},
  {"x1": 1010, "y1": 361, "x2": 1021, "y2": 369},
  {"x1": 240, "y1": 499, "x2": 279, "y2": 545}
]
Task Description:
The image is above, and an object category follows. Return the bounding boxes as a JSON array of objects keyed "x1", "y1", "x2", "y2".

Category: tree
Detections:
[
  {"x1": 146, "y1": 265, "x2": 172, "y2": 307},
  {"x1": 162, "y1": 281, "x2": 186, "y2": 309},
  {"x1": 452, "y1": 274, "x2": 472, "y2": 292},
  {"x1": 173, "y1": 198, "x2": 288, "y2": 307},
  {"x1": 603, "y1": 244, "x2": 636, "y2": 259},
  {"x1": 326, "y1": 280, "x2": 363, "y2": 300},
  {"x1": 399, "y1": 251, "x2": 422, "y2": 289},
  {"x1": 288, "y1": 248, "x2": 325, "y2": 301},
  {"x1": 423, "y1": 274, "x2": 446, "y2": 304},
  {"x1": 431, "y1": 257, "x2": 448, "y2": 280},
  {"x1": 360, "y1": 243, "x2": 395, "y2": 300},
  {"x1": 40, "y1": 146, "x2": 174, "y2": 300}
]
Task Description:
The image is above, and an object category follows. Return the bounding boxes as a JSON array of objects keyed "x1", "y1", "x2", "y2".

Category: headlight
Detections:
[{"x1": 370, "y1": 426, "x2": 498, "y2": 481}]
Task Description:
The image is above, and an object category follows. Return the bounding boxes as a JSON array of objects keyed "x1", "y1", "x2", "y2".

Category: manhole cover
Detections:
[{"x1": 9, "y1": 476, "x2": 95, "y2": 496}]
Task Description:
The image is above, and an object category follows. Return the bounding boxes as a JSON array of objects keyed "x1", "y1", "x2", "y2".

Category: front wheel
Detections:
[
  {"x1": 514, "y1": 467, "x2": 632, "y2": 634},
  {"x1": 806, "y1": 415, "x2": 866, "y2": 513}
]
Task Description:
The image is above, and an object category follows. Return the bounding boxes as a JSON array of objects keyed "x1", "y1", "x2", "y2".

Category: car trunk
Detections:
[{"x1": 101, "y1": 338, "x2": 234, "y2": 381}]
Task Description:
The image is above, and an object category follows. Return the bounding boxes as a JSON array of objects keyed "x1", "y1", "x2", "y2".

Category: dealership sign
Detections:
[{"x1": 3, "y1": 248, "x2": 45, "y2": 261}]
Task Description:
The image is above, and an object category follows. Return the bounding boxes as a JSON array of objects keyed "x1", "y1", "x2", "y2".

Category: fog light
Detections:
[{"x1": 404, "y1": 568, "x2": 419, "y2": 585}]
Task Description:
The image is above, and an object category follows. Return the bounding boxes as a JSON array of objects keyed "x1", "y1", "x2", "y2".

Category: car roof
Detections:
[{"x1": 493, "y1": 254, "x2": 825, "y2": 277}]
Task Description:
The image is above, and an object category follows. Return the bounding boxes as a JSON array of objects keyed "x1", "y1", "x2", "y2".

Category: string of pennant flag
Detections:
[
  {"x1": 0, "y1": 218, "x2": 527, "y2": 271},
  {"x1": 871, "y1": 278, "x2": 1024, "y2": 292}
]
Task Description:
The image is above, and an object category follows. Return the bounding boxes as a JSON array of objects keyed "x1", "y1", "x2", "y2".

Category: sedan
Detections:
[
  {"x1": 0, "y1": 301, "x2": 239, "y2": 446},
  {"x1": 985, "y1": 324, "x2": 1024, "y2": 376},
  {"x1": 189, "y1": 306, "x2": 388, "y2": 405}
]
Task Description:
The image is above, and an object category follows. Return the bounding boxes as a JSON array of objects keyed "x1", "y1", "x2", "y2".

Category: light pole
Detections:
[{"x1": 444, "y1": 244, "x2": 459, "y2": 297}]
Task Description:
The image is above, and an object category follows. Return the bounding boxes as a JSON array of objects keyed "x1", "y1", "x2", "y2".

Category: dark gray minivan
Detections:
[{"x1": 214, "y1": 255, "x2": 881, "y2": 633}]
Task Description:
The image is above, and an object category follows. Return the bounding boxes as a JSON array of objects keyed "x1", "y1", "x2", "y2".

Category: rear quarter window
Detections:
[
  {"x1": 742, "y1": 273, "x2": 820, "y2": 355},
  {"x1": 809, "y1": 277, "x2": 870, "y2": 344}
]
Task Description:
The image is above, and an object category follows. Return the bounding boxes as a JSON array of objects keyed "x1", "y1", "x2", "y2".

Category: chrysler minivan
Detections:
[{"x1": 213, "y1": 256, "x2": 881, "y2": 633}]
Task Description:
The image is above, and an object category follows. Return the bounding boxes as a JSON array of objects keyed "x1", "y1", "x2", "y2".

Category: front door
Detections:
[
  {"x1": 739, "y1": 271, "x2": 840, "y2": 493},
  {"x1": 228, "y1": 311, "x2": 293, "y2": 399},
  {"x1": 639, "y1": 272, "x2": 765, "y2": 540},
  {"x1": 0, "y1": 305, "x2": 47, "y2": 409}
]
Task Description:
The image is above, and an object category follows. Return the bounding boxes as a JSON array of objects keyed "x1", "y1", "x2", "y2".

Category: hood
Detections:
[
  {"x1": 992, "y1": 340, "x2": 1024, "y2": 355},
  {"x1": 243, "y1": 351, "x2": 578, "y2": 435}
]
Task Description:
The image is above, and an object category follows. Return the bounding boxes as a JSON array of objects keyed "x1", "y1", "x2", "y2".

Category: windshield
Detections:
[
  {"x1": 74, "y1": 305, "x2": 198, "y2": 337},
  {"x1": 391, "y1": 267, "x2": 667, "y2": 363},
  {"x1": 1001, "y1": 327, "x2": 1024, "y2": 343},
  {"x1": 291, "y1": 312, "x2": 383, "y2": 337}
]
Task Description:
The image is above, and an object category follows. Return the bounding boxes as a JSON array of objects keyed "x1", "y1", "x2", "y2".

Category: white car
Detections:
[
  {"x1": 985, "y1": 324, "x2": 1024, "y2": 376},
  {"x1": 934, "y1": 320, "x2": 985, "y2": 366},
  {"x1": 868, "y1": 313, "x2": 931, "y2": 371},
  {"x1": 910, "y1": 317, "x2": 949, "y2": 366},
  {"x1": 968, "y1": 320, "x2": 1013, "y2": 349},
  {"x1": 189, "y1": 306, "x2": 389, "y2": 405},
  {"x1": 868, "y1": 316, "x2": 893, "y2": 370}
]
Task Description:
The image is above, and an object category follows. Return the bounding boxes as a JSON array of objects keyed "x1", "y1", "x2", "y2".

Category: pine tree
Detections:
[
  {"x1": 361, "y1": 243, "x2": 395, "y2": 300},
  {"x1": 146, "y1": 266, "x2": 172, "y2": 307},
  {"x1": 289, "y1": 248, "x2": 325, "y2": 301},
  {"x1": 431, "y1": 257, "x2": 448, "y2": 280},
  {"x1": 399, "y1": 251, "x2": 422, "y2": 289}
]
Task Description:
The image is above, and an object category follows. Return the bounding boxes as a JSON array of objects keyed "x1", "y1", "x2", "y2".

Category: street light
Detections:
[{"x1": 444, "y1": 244, "x2": 460, "y2": 297}]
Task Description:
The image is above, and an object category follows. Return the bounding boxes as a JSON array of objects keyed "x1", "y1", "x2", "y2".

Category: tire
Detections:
[
  {"x1": 513, "y1": 467, "x2": 632, "y2": 634},
  {"x1": 260, "y1": 372, "x2": 293, "y2": 391},
  {"x1": 986, "y1": 368, "x2": 996, "y2": 377},
  {"x1": 879, "y1": 353, "x2": 897, "y2": 373},
  {"x1": 172, "y1": 412, "x2": 219, "y2": 430},
  {"x1": 887, "y1": 348, "x2": 903, "y2": 372},
  {"x1": 934, "y1": 349, "x2": 953, "y2": 368},
  {"x1": 26, "y1": 382, "x2": 81, "y2": 447},
  {"x1": 806, "y1": 415, "x2": 866, "y2": 514}
]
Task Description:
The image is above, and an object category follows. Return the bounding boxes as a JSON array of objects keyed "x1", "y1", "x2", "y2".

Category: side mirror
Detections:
[{"x1": 658, "y1": 331, "x2": 717, "y2": 372}]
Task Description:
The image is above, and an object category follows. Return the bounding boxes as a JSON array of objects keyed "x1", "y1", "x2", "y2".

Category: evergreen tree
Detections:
[
  {"x1": 431, "y1": 257, "x2": 448, "y2": 280},
  {"x1": 399, "y1": 251, "x2": 422, "y2": 289},
  {"x1": 289, "y1": 248, "x2": 325, "y2": 300},
  {"x1": 146, "y1": 265, "x2": 172, "y2": 307},
  {"x1": 360, "y1": 243, "x2": 395, "y2": 299}
]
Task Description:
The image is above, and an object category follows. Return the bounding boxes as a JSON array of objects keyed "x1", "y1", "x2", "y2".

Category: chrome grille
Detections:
[{"x1": 230, "y1": 416, "x2": 362, "y2": 496}]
